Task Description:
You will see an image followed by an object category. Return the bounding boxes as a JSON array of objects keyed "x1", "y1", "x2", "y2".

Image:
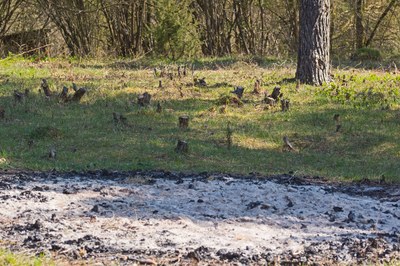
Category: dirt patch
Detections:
[{"x1": 0, "y1": 171, "x2": 399, "y2": 265}]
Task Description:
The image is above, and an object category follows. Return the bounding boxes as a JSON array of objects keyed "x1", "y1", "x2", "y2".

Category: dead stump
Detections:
[
  {"x1": 0, "y1": 107, "x2": 5, "y2": 119},
  {"x1": 281, "y1": 99, "x2": 290, "y2": 112},
  {"x1": 179, "y1": 115, "x2": 189, "y2": 129},
  {"x1": 138, "y1": 92, "x2": 151, "y2": 107},
  {"x1": 48, "y1": 147, "x2": 56, "y2": 159},
  {"x1": 41, "y1": 79, "x2": 52, "y2": 97},
  {"x1": 175, "y1": 140, "x2": 189, "y2": 153},
  {"x1": 71, "y1": 88, "x2": 87, "y2": 102},
  {"x1": 334, "y1": 114, "x2": 341, "y2": 132}
]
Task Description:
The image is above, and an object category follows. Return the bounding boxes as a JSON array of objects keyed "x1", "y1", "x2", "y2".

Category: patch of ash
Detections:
[{"x1": 0, "y1": 171, "x2": 399, "y2": 264}]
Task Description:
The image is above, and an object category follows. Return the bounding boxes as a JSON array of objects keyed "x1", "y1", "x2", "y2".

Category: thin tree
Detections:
[
  {"x1": 296, "y1": 0, "x2": 331, "y2": 85},
  {"x1": 365, "y1": 0, "x2": 398, "y2": 47}
]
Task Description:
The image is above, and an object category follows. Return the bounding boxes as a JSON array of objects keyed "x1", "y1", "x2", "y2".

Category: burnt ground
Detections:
[{"x1": 0, "y1": 170, "x2": 399, "y2": 265}]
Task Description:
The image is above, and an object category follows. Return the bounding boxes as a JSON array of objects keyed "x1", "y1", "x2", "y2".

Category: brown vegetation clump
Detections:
[{"x1": 216, "y1": 94, "x2": 243, "y2": 107}]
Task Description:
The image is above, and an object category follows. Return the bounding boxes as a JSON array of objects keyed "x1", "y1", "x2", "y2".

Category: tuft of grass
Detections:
[
  {"x1": 0, "y1": 57, "x2": 399, "y2": 182},
  {"x1": 0, "y1": 249, "x2": 54, "y2": 266},
  {"x1": 29, "y1": 126, "x2": 63, "y2": 140}
]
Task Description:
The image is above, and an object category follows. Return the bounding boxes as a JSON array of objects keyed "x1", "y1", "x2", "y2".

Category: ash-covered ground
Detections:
[{"x1": 0, "y1": 171, "x2": 399, "y2": 265}]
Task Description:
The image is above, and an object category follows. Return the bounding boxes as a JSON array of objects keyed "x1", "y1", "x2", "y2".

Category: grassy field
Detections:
[{"x1": 0, "y1": 56, "x2": 399, "y2": 182}]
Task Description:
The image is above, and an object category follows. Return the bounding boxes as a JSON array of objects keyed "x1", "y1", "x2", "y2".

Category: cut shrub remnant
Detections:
[
  {"x1": 175, "y1": 140, "x2": 189, "y2": 153},
  {"x1": 179, "y1": 115, "x2": 189, "y2": 129},
  {"x1": 70, "y1": 88, "x2": 86, "y2": 102},
  {"x1": 41, "y1": 79, "x2": 52, "y2": 97},
  {"x1": 0, "y1": 107, "x2": 4, "y2": 119},
  {"x1": 194, "y1": 77, "x2": 207, "y2": 87},
  {"x1": 138, "y1": 92, "x2": 151, "y2": 106},
  {"x1": 252, "y1": 79, "x2": 261, "y2": 94},
  {"x1": 281, "y1": 99, "x2": 290, "y2": 112}
]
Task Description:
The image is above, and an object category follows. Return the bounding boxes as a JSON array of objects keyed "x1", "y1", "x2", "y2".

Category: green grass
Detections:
[
  {"x1": 0, "y1": 249, "x2": 53, "y2": 266},
  {"x1": 0, "y1": 57, "x2": 399, "y2": 182}
]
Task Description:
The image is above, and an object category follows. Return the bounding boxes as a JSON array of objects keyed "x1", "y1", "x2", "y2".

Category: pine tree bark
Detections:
[{"x1": 296, "y1": 0, "x2": 331, "y2": 85}]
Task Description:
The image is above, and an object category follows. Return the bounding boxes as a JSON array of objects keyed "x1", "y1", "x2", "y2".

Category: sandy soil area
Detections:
[{"x1": 0, "y1": 171, "x2": 399, "y2": 265}]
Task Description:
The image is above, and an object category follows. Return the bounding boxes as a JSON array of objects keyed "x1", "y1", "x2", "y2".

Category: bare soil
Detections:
[{"x1": 0, "y1": 171, "x2": 399, "y2": 265}]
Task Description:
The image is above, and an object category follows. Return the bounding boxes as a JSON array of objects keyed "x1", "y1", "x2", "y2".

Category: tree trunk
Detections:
[
  {"x1": 355, "y1": 0, "x2": 364, "y2": 49},
  {"x1": 296, "y1": 0, "x2": 331, "y2": 85}
]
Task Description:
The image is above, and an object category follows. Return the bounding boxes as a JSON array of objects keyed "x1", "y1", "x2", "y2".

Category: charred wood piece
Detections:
[
  {"x1": 269, "y1": 86, "x2": 282, "y2": 100},
  {"x1": 231, "y1": 86, "x2": 245, "y2": 99},
  {"x1": 194, "y1": 77, "x2": 207, "y2": 87}
]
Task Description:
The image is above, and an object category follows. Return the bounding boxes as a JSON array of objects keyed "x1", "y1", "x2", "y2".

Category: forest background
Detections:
[{"x1": 0, "y1": 0, "x2": 399, "y2": 61}]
